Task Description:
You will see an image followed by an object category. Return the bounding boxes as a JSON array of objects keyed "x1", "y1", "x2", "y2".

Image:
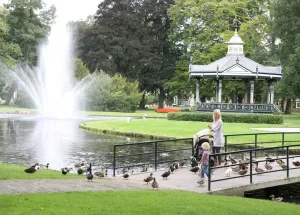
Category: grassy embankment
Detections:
[{"x1": 0, "y1": 190, "x2": 298, "y2": 215}]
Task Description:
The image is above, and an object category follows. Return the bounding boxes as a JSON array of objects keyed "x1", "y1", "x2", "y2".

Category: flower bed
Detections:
[{"x1": 155, "y1": 108, "x2": 181, "y2": 113}]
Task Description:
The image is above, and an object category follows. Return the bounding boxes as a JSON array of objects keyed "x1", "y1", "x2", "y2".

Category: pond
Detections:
[{"x1": 0, "y1": 114, "x2": 149, "y2": 175}]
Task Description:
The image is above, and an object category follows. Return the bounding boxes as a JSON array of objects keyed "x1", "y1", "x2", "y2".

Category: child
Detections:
[{"x1": 197, "y1": 142, "x2": 210, "y2": 184}]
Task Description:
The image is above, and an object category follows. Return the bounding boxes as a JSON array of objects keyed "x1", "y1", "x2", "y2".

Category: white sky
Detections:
[{"x1": 0, "y1": 0, "x2": 102, "y2": 21}]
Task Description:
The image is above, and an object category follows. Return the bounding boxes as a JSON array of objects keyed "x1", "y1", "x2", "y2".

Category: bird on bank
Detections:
[
  {"x1": 292, "y1": 158, "x2": 300, "y2": 167},
  {"x1": 265, "y1": 154, "x2": 275, "y2": 162},
  {"x1": 270, "y1": 194, "x2": 283, "y2": 202},
  {"x1": 225, "y1": 167, "x2": 232, "y2": 177},
  {"x1": 94, "y1": 170, "x2": 107, "y2": 178},
  {"x1": 144, "y1": 173, "x2": 154, "y2": 184},
  {"x1": 61, "y1": 167, "x2": 68, "y2": 175},
  {"x1": 254, "y1": 162, "x2": 264, "y2": 174},
  {"x1": 238, "y1": 166, "x2": 248, "y2": 175},
  {"x1": 161, "y1": 170, "x2": 171, "y2": 180},
  {"x1": 173, "y1": 163, "x2": 179, "y2": 171},
  {"x1": 87, "y1": 163, "x2": 94, "y2": 182},
  {"x1": 123, "y1": 172, "x2": 130, "y2": 179},
  {"x1": 126, "y1": 117, "x2": 132, "y2": 123},
  {"x1": 143, "y1": 114, "x2": 147, "y2": 119},
  {"x1": 151, "y1": 178, "x2": 159, "y2": 190},
  {"x1": 276, "y1": 156, "x2": 285, "y2": 165},
  {"x1": 24, "y1": 163, "x2": 39, "y2": 174},
  {"x1": 170, "y1": 164, "x2": 175, "y2": 174}
]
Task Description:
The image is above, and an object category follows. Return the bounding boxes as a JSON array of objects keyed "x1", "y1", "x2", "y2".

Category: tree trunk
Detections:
[
  {"x1": 285, "y1": 98, "x2": 292, "y2": 114},
  {"x1": 4, "y1": 81, "x2": 17, "y2": 105},
  {"x1": 158, "y1": 88, "x2": 165, "y2": 108},
  {"x1": 138, "y1": 92, "x2": 146, "y2": 109},
  {"x1": 281, "y1": 97, "x2": 287, "y2": 113}
]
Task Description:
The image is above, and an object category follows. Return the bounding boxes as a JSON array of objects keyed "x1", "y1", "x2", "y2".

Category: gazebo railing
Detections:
[{"x1": 196, "y1": 103, "x2": 281, "y2": 114}]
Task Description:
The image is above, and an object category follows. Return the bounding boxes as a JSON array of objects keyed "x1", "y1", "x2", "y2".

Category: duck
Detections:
[
  {"x1": 265, "y1": 154, "x2": 275, "y2": 162},
  {"x1": 270, "y1": 194, "x2": 283, "y2": 202},
  {"x1": 264, "y1": 161, "x2": 273, "y2": 171},
  {"x1": 190, "y1": 166, "x2": 200, "y2": 174},
  {"x1": 292, "y1": 158, "x2": 300, "y2": 167},
  {"x1": 279, "y1": 163, "x2": 287, "y2": 169},
  {"x1": 238, "y1": 166, "x2": 248, "y2": 175},
  {"x1": 254, "y1": 162, "x2": 264, "y2": 174},
  {"x1": 24, "y1": 163, "x2": 39, "y2": 174},
  {"x1": 179, "y1": 159, "x2": 185, "y2": 167},
  {"x1": 151, "y1": 178, "x2": 159, "y2": 190},
  {"x1": 232, "y1": 166, "x2": 241, "y2": 173},
  {"x1": 40, "y1": 163, "x2": 49, "y2": 169},
  {"x1": 276, "y1": 156, "x2": 285, "y2": 165},
  {"x1": 86, "y1": 163, "x2": 94, "y2": 182},
  {"x1": 94, "y1": 170, "x2": 107, "y2": 178},
  {"x1": 144, "y1": 173, "x2": 154, "y2": 184},
  {"x1": 225, "y1": 167, "x2": 232, "y2": 177},
  {"x1": 123, "y1": 172, "x2": 130, "y2": 179},
  {"x1": 77, "y1": 168, "x2": 84, "y2": 175},
  {"x1": 161, "y1": 170, "x2": 171, "y2": 180},
  {"x1": 229, "y1": 155, "x2": 237, "y2": 164}
]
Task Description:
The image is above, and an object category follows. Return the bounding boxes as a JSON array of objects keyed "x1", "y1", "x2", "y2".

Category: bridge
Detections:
[{"x1": 112, "y1": 132, "x2": 300, "y2": 196}]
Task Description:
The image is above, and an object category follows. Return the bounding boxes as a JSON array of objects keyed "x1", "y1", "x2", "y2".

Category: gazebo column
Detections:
[
  {"x1": 216, "y1": 79, "x2": 219, "y2": 102},
  {"x1": 250, "y1": 80, "x2": 254, "y2": 104},
  {"x1": 196, "y1": 78, "x2": 200, "y2": 103},
  {"x1": 218, "y1": 79, "x2": 222, "y2": 103},
  {"x1": 267, "y1": 82, "x2": 271, "y2": 104},
  {"x1": 244, "y1": 81, "x2": 248, "y2": 103},
  {"x1": 270, "y1": 82, "x2": 275, "y2": 104}
]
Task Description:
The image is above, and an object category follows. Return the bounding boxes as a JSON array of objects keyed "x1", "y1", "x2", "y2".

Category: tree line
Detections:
[{"x1": 1, "y1": 0, "x2": 299, "y2": 113}]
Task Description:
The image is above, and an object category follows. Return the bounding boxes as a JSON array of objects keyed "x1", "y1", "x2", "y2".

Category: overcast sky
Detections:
[{"x1": 0, "y1": 0, "x2": 102, "y2": 21}]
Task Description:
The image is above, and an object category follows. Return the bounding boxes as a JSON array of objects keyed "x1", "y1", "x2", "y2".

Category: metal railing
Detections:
[
  {"x1": 112, "y1": 138, "x2": 193, "y2": 176},
  {"x1": 207, "y1": 144, "x2": 300, "y2": 191},
  {"x1": 112, "y1": 132, "x2": 300, "y2": 177}
]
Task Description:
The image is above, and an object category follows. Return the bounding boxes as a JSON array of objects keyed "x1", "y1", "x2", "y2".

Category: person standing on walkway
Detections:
[
  {"x1": 207, "y1": 109, "x2": 224, "y2": 166},
  {"x1": 197, "y1": 142, "x2": 210, "y2": 184}
]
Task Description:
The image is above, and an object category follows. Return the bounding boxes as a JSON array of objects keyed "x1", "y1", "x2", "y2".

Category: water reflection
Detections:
[{"x1": 0, "y1": 115, "x2": 147, "y2": 171}]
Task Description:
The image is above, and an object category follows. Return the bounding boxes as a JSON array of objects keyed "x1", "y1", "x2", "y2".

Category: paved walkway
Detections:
[{"x1": 2, "y1": 160, "x2": 300, "y2": 195}]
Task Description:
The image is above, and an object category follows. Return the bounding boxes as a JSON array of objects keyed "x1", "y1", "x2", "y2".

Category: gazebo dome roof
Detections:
[{"x1": 227, "y1": 29, "x2": 244, "y2": 45}]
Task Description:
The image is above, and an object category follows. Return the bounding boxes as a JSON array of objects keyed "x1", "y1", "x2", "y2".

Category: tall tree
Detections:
[
  {"x1": 272, "y1": 0, "x2": 300, "y2": 113},
  {"x1": 78, "y1": 0, "x2": 179, "y2": 108}
]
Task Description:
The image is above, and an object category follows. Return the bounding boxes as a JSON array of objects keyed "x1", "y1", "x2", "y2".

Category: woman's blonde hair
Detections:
[
  {"x1": 202, "y1": 142, "x2": 210, "y2": 150},
  {"x1": 213, "y1": 109, "x2": 221, "y2": 122}
]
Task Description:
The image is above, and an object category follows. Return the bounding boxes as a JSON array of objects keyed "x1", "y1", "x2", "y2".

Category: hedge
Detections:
[{"x1": 167, "y1": 112, "x2": 283, "y2": 124}]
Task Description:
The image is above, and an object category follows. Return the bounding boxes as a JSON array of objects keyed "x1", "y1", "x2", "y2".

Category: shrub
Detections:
[
  {"x1": 156, "y1": 108, "x2": 181, "y2": 113},
  {"x1": 167, "y1": 112, "x2": 283, "y2": 124}
]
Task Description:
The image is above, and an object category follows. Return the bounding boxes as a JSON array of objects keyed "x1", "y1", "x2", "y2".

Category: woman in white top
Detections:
[{"x1": 207, "y1": 109, "x2": 224, "y2": 166}]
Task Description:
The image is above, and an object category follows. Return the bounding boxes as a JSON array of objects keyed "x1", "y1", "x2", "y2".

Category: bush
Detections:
[{"x1": 167, "y1": 112, "x2": 283, "y2": 124}]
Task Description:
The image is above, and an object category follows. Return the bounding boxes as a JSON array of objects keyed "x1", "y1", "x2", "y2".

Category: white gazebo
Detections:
[{"x1": 189, "y1": 28, "x2": 282, "y2": 113}]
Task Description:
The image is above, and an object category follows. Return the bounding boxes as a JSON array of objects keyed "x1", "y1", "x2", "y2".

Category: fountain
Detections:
[{"x1": 10, "y1": 3, "x2": 92, "y2": 119}]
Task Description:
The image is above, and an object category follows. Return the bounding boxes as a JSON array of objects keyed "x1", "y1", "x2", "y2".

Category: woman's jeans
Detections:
[{"x1": 200, "y1": 164, "x2": 209, "y2": 178}]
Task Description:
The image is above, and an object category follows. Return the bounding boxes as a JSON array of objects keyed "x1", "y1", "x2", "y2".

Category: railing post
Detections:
[
  {"x1": 113, "y1": 145, "x2": 116, "y2": 177},
  {"x1": 155, "y1": 142, "x2": 158, "y2": 171},
  {"x1": 208, "y1": 154, "x2": 211, "y2": 191},
  {"x1": 287, "y1": 146, "x2": 289, "y2": 178},
  {"x1": 225, "y1": 135, "x2": 228, "y2": 159},
  {"x1": 254, "y1": 134, "x2": 257, "y2": 158},
  {"x1": 250, "y1": 150, "x2": 253, "y2": 184},
  {"x1": 282, "y1": 133, "x2": 285, "y2": 156}
]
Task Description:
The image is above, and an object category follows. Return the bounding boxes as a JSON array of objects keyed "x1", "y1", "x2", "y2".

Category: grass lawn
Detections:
[
  {"x1": 0, "y1": 190, "x2": 298, "y2": 215},
  {"x1": 0, "y1": 163, "x2": 83, "y2": 180},
  {"x1": 81, "y1": 113, "x2": 300, "y2": 146}
]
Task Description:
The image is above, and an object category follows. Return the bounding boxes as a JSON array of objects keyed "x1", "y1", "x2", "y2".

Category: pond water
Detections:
[{"x1": 0, "y1": 115, "x2": 148, "y2": 174}]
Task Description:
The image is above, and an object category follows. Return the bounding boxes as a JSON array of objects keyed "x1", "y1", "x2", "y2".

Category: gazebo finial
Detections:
[{"x1": 233, "y1": 15, "x2": 241, "y2": 32}]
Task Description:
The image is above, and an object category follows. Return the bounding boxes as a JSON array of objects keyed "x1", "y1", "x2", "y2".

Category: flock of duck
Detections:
[{"x1": 23, "y1": 153, "x2": 299, "y2": 200}]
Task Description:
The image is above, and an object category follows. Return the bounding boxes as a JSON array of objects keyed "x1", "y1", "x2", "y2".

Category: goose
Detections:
[
  {"x1": 151, "y1": 178, "x2": 159, "y2": 190},
  {"x1": 276, "y1": 156, "x2": 285, "y2": 165},
  {"x1": 264, "y1": 161, "x2": 273, "y2": 171},
  {"x1": 174, "y1": 163, "x2": 179, "y2": 171},
  {"x1": 229, "y1": 155, "x2": 237, "y2": 164},
  {"x1": 161, "y1": 170, "x2": 171, "y2": 180},
  {"x1": 24, "y1": 164, "x2": 39, "y2": 174},
  {"x1": 87, "y1": 163, "x2": 94, "y2": 182},
  {"x1": 270, "y1": 194, "x2": 283, "y2": 202},
  {"x1": 94, "y1": 170, "x2": 107, "y2": 178},
  {"x1": 225, "y1": 167, "x2": 232, "y2": 177},
  {"x1": 189, "y1": 166, "x2": 200, "y2": 174},
  {"x1": 144, "y1": 173, "x2": 154, "y2": 184}
]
